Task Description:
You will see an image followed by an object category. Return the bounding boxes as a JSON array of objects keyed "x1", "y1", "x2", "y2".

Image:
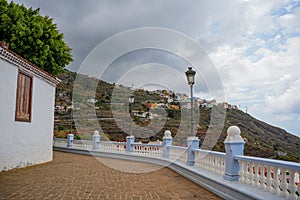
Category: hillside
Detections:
[
  {"x1": 203, "y1": 108, "x2": 300, "y2": 162},
  {"x1": 54, "y1": 70, "x2": 300, "y2": 162}
]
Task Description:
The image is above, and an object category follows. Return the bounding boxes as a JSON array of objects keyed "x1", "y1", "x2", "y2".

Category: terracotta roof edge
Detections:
[{"x1": 0, "y1": 47, "x2": 61, "y2": 86}]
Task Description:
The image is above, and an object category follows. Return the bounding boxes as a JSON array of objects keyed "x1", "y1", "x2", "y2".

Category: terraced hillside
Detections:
[{"x1": 54, "y1": 70, "x2": 300, "y2": 162}]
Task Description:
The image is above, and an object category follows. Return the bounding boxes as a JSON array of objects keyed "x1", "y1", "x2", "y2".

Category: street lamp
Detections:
[
  {"x1": 129, "y1": 95, "x2": 135, "y2": 114},
  {"x1": 70, "y1": 101, "x2": 73, "y2": 135},
  {"x1": 129, "y1": 95, "x2": 135, "y2": 135},
  {"x1": 185, "y1": 67, "x2": 196, "y2": 137}
]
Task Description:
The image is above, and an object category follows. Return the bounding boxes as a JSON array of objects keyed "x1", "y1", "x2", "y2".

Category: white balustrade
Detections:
[
  {"x1": 193, "y1": 149, "x2": 226, "y2": 174},
  {"x1": 236, "y1": 155, "x2": 300, "y2": 200},
  {"x1": 52, "y1": 137, "x2": 300, "y2": 200},
  {"x1": 168, "y1": 146, "x2": 188, "y2": 163},
  {"x1": 53, "y1": 137, "x2": 93, "y2": 149},
  {"x1": 133, "y1": 144, "x2": 163, "y2": 156},
  {"x1": 53, "y1": 138, "x2": 68, "y2": 147},
  {"x1": 71, "y1": 139, "x2": 92, "y2": 149},
  {"x1": 99, "y1": 141, "x2": 126, "y2": 152},
  {"x1": 52, "y1": 138, "x2": 126, "y2": 152}
]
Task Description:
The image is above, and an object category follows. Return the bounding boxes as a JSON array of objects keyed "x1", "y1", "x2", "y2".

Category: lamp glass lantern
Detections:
[
  {"x1": 129, "y1": 95, "x2": 134, "y2": 114},
  {"x1": 129, "y1": 95, "x2": 135, "y2": 104},
  {"x1": 185, "y1": 67, "x2": 196, "y2": 85}
]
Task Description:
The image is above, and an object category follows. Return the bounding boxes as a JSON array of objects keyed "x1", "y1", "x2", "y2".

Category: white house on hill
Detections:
[{"x1": 0, "y1": 42, "x2": 60, "y2": 171}]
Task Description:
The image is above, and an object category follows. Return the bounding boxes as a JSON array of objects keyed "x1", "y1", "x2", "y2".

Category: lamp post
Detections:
[
  {"x1": 185, "y1": 67, "x2": 196, "y2": 137},
  {"x1": 70, "y1": 101, "x2": 74, "y2": 135},
  {"x1": 67, "y1": 101, "x2": 74, "y2": 148},
  {"x1": 126, "y1": 95, "x2": 135, "y2": 152},
  {"x1": 185, "y1": 67, "x2": 198, "y2": 166},
  {"x1": 129, "y1": 95, "x2": 135, "y2": 136}
]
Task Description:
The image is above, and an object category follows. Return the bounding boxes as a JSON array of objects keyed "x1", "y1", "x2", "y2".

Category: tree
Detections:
[{"x1": 0, "y1": 0, "x2": 72, "y2": 75}]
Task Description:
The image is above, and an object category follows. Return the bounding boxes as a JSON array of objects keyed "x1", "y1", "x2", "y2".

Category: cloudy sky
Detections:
[{"x1": 13, "y1": 0, "x2": 300, "y2": 137}]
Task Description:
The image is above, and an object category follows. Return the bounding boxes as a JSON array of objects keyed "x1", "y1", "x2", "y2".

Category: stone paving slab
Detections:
[{"x1": 0, "y1": 151, "x2": 223, "y2": 199}]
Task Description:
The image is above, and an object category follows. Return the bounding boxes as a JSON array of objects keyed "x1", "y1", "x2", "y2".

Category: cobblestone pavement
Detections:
[{"x1": 0, "y1": 151, "x2": 223, "y2": 200}]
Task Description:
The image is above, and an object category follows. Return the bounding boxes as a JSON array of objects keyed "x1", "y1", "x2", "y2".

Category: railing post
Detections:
[
  {"x1": 162, "y1": 130, "x2": 173, "y2": 158},
  {"x1": 223, "y1": 126, "x2": 245, "y2": 181},
  {"x1": 126, "y1": 135, "x2": 135, "y2": 152},
  {"x1": 186, "y1": 136, "x2": 199, "y2": 166},
  {"x1": 92, "y1": 130, "x2": 100, "y2": 150},
  {"x1": 67, "y1": 133, "x2": 74, "y2": 148}
]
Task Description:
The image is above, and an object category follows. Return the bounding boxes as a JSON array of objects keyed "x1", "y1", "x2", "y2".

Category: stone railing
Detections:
[
  {"x1": 53, "y1": 126, "x2": 300, "y2": 200},
  {"x1": 133, "y1": 143, "x2": 163, "y2": 156},
  {"x1": 99, "y1": 141, "x2": 126, "y2": 152},
  {"x1": 54, "y1": 138, "x2": 93, "y2": 149},
  {"x1": 194, "y1": 149, "x2": 226, "y2": 175},
  {"x1": 168, "y1": 146, "x2": 188, "y2": 163},
  {"x1": 235, "y1": 155, "x2": 300, "y2": 200},
  {"x1": 73, "y1": 139, "x2": 93, "y2": 149},
  {"x1": 53, "y1": 138, "x2": 68, "y2": 147}
]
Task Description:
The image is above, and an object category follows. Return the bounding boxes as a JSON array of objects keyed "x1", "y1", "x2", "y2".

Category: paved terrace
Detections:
[{"x1": 0, "y1": 151, "x2": 222, "y2": 200}]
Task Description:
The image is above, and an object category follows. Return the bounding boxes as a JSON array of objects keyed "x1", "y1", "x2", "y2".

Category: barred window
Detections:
[{"x1": 15, "y1": 71, "x2": 33, "y2": 122}]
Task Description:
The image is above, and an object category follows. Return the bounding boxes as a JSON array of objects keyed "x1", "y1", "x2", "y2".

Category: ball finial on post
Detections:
[
  {"x1": 223, "y1": 126, "x2": 245, "y2": 181},
  {"x1": 225, "y1": 126, "x2": 244, "y2": 142}
]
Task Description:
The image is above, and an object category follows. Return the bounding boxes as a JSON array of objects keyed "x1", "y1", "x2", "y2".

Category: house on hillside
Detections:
[{"x1": 0, "y1": 42, "x2": 60, "y2": 171}]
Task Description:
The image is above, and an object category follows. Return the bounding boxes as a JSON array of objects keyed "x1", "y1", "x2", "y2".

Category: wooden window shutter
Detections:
[{"x1": 15, "y1": 71, "x2": 33, "y2": 122}]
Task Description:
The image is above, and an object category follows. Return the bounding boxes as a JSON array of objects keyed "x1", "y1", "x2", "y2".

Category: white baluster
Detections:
[
  {"x1": 258, "y1": 165, "x2": 265, "y2": 190},
  {"x1": 262, "y1": 166, "x2": 267, "y2": 191},
  {"x1": 239, "y1": 161, "x2": 244, "y2": 182},
  {"x1": 216, "y1": 157, "x2": 220, "y2": 173},
  {"x1": 198, "y1": 152, "x2": 202, "y2": 168},
  {"x1": 249, "y1": 162, "x2": 254, "y2": 186},
  {"x1": 288, "y1": 170, "x2": 298, "y2": 200},
  {"x1": 206, "y1": 155, "x2": 210, "y2": 170},
  {"x1": 266, "y1": 166, "x2": 272, "y2": 192},
  {"x1": 245, "y1": 161, "x2": 250, "y2": 184},
  {"x1": 213, "y1": 156, "x2": 216, "y2": 172},
  {"x1": 211, "y1": 155, "x2": 214, "y2": 171},
  {"x1": 296, "y1": 172, "x2": 300, "y2": 200},
  {"x1": 207, "y1": 154, "x2": 210, "y2": 169},
  {"x1": 243, "y1": 161, "x2": 248, "y2": 183},
  {"x1": 199, "y1": 152, "x2": 203, "y2": 168},
  {"x1": 253, "y1": 163, "x2": 259, "y2": 188},
  {"x1": 280, "y1": 168, "x2": 289, "y2": 198},
  {"x1": 272, "y1": 167, "x2": 281, "y2": 195},
  {"x1": 215, "y1": 157, "x2": 219, "y2": 173},
  {"x1": 221, "y1": 157, "x2": 225, "y2": 173},
  {"x1": 220, "y1": 157, "x2": 223, "y2": 174},
  {"x1": 221, "y1": 157, "x2": 224, "y2": 174},
  {"x1": 202, "y1": 154, "x2": 206, "y2": 168},
  {"x1": 219, "y1": 157, "x2": 223, "y2": 174}
]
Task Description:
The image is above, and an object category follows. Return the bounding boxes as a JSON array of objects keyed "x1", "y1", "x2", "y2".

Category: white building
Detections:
[{"x1": 0, "y1": 42, "x2": 59, "y2": 171}]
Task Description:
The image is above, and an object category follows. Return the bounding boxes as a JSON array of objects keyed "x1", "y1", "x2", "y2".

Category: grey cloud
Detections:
[{"x1": 13, "y1": 0, "x2": 232, "y2": 71}]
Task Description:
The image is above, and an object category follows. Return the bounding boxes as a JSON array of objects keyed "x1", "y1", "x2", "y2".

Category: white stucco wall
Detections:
[{"x1": 0, "y1": 58, "x2": 55, "y2": 171}]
